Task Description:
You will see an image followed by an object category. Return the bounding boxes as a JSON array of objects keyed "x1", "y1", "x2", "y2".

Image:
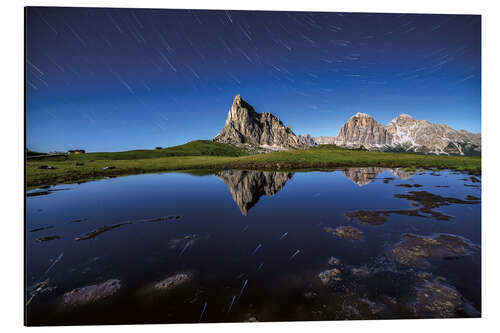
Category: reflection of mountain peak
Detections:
[
  {"x1": 388, "y1": 168, "x2": 415, "y2": 180},
  {"x1": 343, "y1": 167, "x2": 415, "y2": 186},
  {"x1": 216, "y1": 168, "x2": 415, "y2": 213},
  {"x1": 342, "y1": 167, "x2": 385, "y2": 186},
  {"x1": 216, "y1": 170, "x2": 293, "y2": 215}
]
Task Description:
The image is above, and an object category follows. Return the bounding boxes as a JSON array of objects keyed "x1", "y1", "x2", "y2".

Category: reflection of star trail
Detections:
[{"x1": 25, "y1": 8, "x2": 481, "y2": 152}]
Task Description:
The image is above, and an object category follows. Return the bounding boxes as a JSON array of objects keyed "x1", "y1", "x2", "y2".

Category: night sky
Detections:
[{"x1": 26, "y1": 7, "x2": 481, "y2": 152}]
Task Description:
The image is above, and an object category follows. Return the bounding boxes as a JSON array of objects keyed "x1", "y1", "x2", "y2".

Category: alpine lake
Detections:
[{"x1": 26, "y1": 167, "x2": 481, "y2": 325}]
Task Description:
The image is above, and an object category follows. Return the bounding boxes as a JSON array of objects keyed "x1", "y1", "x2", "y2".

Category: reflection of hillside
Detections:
[
  {"x1": 216, "y1": 170, "x2": 293, "y2": 215},
  {"x1": 343, "y1": 167, "x2": 415, "y2": 186}
]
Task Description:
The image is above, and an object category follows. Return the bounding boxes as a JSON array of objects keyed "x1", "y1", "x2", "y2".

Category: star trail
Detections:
[{"x1": 26, "y1": 7, "x2": 481, "y2": 152}]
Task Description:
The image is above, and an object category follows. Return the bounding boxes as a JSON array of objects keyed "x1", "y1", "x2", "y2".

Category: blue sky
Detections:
[{"x1": 26, "y1": 8, "x2": 481, "y2": 152}]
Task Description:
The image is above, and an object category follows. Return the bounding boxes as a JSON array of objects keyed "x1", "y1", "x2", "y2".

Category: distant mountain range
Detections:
[
  {"x1": 213, "y1": 95, "x2": 481, "y2": 156},
  {"x1": 334, "y1": 112, "x2": 481, "y2": 156}
]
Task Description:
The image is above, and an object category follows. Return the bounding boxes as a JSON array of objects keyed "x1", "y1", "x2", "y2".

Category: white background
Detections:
[{"x1": 1, "y1": 0, "x2": 498, "y2": 331}]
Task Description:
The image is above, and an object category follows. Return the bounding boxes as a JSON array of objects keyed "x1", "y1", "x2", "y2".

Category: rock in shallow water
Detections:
[
  {"x1": 154, "y1": 272, "x2": 191, "y2": 290},
  {"x1": 412, "y1": 278, "x2": 470, "y2": 318},
  {"x1": 318, "y1": 268, "x2": 342, "y2": 285},
  {"x1": 75, "y1": 223, "x2": 130, "y2": 241},
  {"x1": 334, "y1": 226, "x2": 364, "y2": 240},
  {"x1": 391, "y1": 233, "x2": 474, "y2": 268},
  {"x1": 36, "y1": 235, "x2": 60, "y2": 242},
  {"x1": 325, "y1": 226, "x2": 363, "y2": 240},
  {"x1": 346, "y1": 190, "x2": 481, "y2": 224},
  {"x1": 63, "y1": 279, "x2": 121, "y2": 306}
]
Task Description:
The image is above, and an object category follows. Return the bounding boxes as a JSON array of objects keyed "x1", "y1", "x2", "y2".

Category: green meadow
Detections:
[{"x1": 26, "y1": 140, "x2": 481, "y2": 187}]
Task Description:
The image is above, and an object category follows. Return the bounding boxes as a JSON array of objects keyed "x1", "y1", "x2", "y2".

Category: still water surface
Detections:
[{"x1": 26, "y1": 168, "x2": 481, "y2": 325}]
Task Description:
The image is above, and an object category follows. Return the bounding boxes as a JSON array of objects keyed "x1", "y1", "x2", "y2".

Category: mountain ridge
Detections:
[{"x1": 213, "y1": 95, "x2": 480, "y2": 156}]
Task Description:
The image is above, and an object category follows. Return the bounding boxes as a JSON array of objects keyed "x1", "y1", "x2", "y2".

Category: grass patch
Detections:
[
  {"x1": 26, "y1": 142, "x2": 481, "y2": 187},
  {"x1": 27, "y1": 140, "x2": 250, "y2": 161}
]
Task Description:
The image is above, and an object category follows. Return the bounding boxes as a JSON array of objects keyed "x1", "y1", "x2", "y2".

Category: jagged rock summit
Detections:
[
  {"x1": 213, "y1": 95, "x2": 303, "y2": 150},
  {"x1": 335, "y1": 113, "x2": 392, "y2": 148}
]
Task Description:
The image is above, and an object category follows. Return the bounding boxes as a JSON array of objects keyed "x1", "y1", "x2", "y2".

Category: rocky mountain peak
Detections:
[
  {"x1": 233, "y1": 94, "x2": 242, "y2": 105},
  {"x1": 298, "y1": 134, "x2": 317, "y2": 146},
  {"x1": 214, "y1": 95, "x2": 303, "y2": 149},
  {"x1": 397, "y1": 113, "x2": 413, "y2": 119},
  {"x1": 335, "y1": 112, "x2": 392, "y2": 147},
  {"x1": 390, "y1": 114, "x2": 417, "y2": 128},
  {"x1": 335, "y1": 112, "x2": 481, "y2": 156},
  {"x1": 353, "y1": 112, "x2": 373, "y2": 118}
]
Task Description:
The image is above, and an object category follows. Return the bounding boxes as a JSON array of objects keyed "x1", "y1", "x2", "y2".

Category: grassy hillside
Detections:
[
  {"x1": 27, "y1": 140, "x2": 250, "y2": 161},
  {"x1": 26, "y1": 142, "x2": 481, "y2": 187},
  {"x1": 26, "y1": 149, "x2": 47, "y2": 157}
]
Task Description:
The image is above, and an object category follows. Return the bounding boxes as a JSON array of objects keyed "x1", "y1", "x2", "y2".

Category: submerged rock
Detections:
[
  {"x1": 345, "y1": 210, "x2": 388, "y2": 225},
  {"x1": 334, "y1": 226, "x2": 363, "y2": 240},
  {"x1": 318, "y1": 268, "x2": 342, "y2": 285},
  {"x1": 347, "y1": 207, "x2": 447, "y2": 224},
  {"x1": 75, "y1": 223, "x2": 130, "y2": 241},
  {"x1": 62, "y1": 279, "x2": 121, "y2": 306},
  {"x1": 26, "y1": 278, "x2": 52, "y2": 306},
  {"x1": 416, "y1": 272, "x2": 433, "y2": 281},
  {"x1": 154, "y1": 272, "x2": 191, "y2": 290},
  {"x1": 145, "y1": 216, "x2": 174, "y2": 222},
  {"x1": 36, "y1": 235, "x2": 60, "y2": 242},
  {"x1": 412, "y1": 278, "x2": 467, "y2": 318},
  {"x1": 347, "y1": 190, "x2": 480, "y2": 224},
  {"x1": 391, "y1": 233, "x2": 474, "y2": 268},
  {"x1": 30, "y1": 226, "x2": 55, "y2": 232},
  {"x1": 359, "y1": 298, "x2": 385, "y2": 315},
  {"x1": 394, "y1": 191, "x2": 479, "y2": 209}
]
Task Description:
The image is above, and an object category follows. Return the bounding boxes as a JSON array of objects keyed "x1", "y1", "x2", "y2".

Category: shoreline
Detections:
[
  {"x1": 26, "y1": 143, "x2": 481, "y2": 188},
  {"x1": 26, "y1": 153, "x2": 481, "y2": 189}
]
